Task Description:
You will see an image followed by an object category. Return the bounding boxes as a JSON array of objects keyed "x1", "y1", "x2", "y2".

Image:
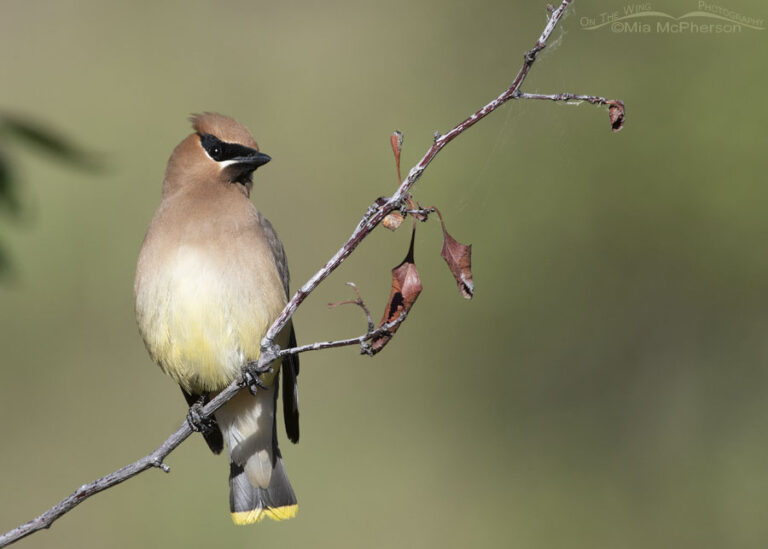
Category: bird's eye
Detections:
[{"x1": 200, "y1": 134, "x2": 227, "y2": 162}]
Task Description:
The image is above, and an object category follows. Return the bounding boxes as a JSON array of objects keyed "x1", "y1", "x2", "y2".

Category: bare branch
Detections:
[
  {"x1": 328, "y1": 282, "x2": 375, "y2": 334},
  {"x1": 403, "y1": 207, "x2": 436, "y2": 218},
  {"x1": 515, "y1": 92, "x2": 626, "y2": 131},
  {"x1": 273, "y1": 312, "x2": 408, "y2": 358},
  {"x1": 0, "y1": 2, "x2": 619, "y2": 546},
  {"x1": 516, "y1": 92, "x2": 615, "y2": 105}
]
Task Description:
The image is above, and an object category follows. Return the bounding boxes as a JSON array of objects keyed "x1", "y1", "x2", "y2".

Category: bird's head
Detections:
[{"x1": 163, "y1": 113, "x2": 271, "y2": 196}]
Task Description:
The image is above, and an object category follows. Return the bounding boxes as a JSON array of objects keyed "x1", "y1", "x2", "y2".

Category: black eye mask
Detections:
[{"x1": 199, "y1": 133, "x2": 259, "y2": 162}]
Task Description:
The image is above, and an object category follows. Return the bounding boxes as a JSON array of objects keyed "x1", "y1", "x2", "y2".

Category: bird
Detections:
[{"x1": 134, "y1": 113, "x2": 300, "y2": 525}]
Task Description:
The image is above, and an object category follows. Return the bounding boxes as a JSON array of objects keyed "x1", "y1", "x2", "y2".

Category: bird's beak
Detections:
[{"x1": 231, "y1": 151, "x2": 271, "y2": 170}]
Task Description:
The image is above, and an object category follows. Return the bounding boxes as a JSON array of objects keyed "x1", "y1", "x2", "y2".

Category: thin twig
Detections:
[
  {"x1": 328, "y1": 282, "x2": 375, "y2": 334},
  {"x1": 516, "y1": 92, "x2": 615, "y2": 105},
  {"x1": 0, "y1": 2, "x2": 612, "y2": 546},
  {"x1": 274, "y1": 312, "x2": 408, "y2": 358},
  {"x1": 403, "y1": 208, "x2": 436, "y2": 217}
]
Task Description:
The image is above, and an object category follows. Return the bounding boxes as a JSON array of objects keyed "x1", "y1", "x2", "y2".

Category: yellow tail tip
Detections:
[{"x1": 231, "y1": 504, "x2": 298, "y2": 525}]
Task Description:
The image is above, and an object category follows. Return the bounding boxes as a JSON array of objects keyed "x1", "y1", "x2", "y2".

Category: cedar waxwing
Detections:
[{"x1": 134, "y1": 113, "x2": 300, "y2": 524}]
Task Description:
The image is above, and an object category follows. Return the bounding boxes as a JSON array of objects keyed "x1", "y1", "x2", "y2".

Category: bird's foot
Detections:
[
  {"x1": 186, "y1": 396, "x2": 217, "y2": 434},
  {"x1": 243, "y1": 361, "x2": 274, "y2": 396}
]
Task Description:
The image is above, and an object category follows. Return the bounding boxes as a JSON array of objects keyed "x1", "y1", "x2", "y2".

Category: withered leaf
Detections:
[
  {"x1": 607, "y1": 100, "x2": 625, "y2": 133},
  {"x1": 382, "y1": 211, "x2": 404, "y2": 231},
  {"x1": 390, "y1": 130, "x2": 404, "y2": 183},
  {"x1": 370, "y1": 228, "x2": 422, "y2": 354},
  {"x1": 440, "y1": 216, "x2": 474, "y2": 299},
  {"x1": 409, "y1": 199, "x2": 428, "y2": 223}
]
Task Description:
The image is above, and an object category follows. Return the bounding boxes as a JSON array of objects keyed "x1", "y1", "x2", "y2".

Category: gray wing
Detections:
[
  {"x1": 260, "y1": 215, "x2": 300, "y2": 444},
  {"x1": 260, "y1": 215, "x2": 290, "y2": 295}
]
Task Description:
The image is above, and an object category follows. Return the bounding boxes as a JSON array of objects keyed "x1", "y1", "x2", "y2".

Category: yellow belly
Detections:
[{"x1": 135, "y1": 244, "x2": 285, "y2": 393}]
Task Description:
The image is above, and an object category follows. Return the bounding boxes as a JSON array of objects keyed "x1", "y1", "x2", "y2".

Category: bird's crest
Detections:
[{"x1": 190, "y1": 113, "x2": 259, "y2": 150}]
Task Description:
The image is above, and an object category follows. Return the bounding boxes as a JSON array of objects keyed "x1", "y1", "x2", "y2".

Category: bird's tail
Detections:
[{"x1": 214, "y1": 384, "x2": 297, "y2": 524}]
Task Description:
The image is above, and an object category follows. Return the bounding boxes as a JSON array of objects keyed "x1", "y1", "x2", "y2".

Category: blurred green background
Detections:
[{"x1": 2, "y1": 0, "x2": 767, "y2": 547}]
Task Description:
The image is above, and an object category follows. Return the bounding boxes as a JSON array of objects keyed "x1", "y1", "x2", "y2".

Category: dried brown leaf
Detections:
[
  {"x1": 437, "y1": 210, "x2": 473, "y2": 299},
  {"x1": 370, "y1": 228, "x2": 422, "y2": 354},
  {"x1": 607, "y1": 100, "x2": 625, "y2": 133},
  {"x1": 409, "y1": 199, "x2": 428, "y2": 222},
  {"x1": 390, "y1": 131, "x2": 404, "y2": 183},
  {"x1": 382, "y1": 211, "x2": 404, "y2": 231}
]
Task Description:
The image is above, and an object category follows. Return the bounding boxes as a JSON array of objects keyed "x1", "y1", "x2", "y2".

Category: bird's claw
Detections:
[
  {"x1": 186, "y1": 399, "x2": 217, "y2": 434},
  {"x1": 243, "y1": 361, "x2": 274, "y2": 395}
]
